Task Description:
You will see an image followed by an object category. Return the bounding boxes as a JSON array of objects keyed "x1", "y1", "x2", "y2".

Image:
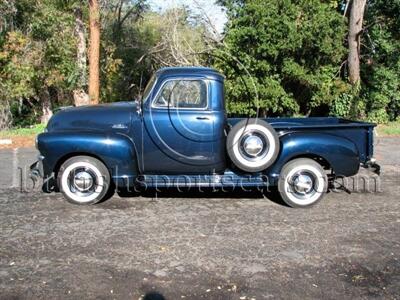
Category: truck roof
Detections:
[{"x1": 156, "y1": 66, "x2": 225, "y2": 81}]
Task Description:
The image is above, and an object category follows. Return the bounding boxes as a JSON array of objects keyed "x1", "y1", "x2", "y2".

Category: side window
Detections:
[{"x1": 153, "y1": 80, "x2": 207, "y2": 109}]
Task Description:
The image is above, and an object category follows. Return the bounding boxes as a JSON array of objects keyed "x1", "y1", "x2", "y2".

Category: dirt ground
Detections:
[
  {"x1": 0, "y1": 136, "x2": 36, "y2": 149},
  {"x1": 0, "y1": 138, "x2": 399, "y2": 299}
]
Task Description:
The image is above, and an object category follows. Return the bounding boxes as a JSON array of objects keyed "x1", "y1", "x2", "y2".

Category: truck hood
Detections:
[{"x1": 46, "y1": 101, "x2": 139, "y2": 133}]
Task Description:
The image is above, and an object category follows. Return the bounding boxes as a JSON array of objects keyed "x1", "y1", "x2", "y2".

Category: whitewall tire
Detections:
[
  {"x1": 227, "y1": 119, "x2": 280, "y2": 173},
  {"x1": 57, "y1": 156, "x2": 112, "y2": 205},
  {"x1": 278, "y1": 158, "x2": 328, "y2": 208}
]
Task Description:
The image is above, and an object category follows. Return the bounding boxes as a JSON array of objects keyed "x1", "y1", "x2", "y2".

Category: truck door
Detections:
[{"x1": 143, "y1": 78, "x2": 222, "y2": 174}]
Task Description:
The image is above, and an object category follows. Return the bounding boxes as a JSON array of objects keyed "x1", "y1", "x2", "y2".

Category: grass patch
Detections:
[
  {"x1": 377, "y1": 121, "x2": 400, "y2": 136},
  {"x1": 0, "y1": 124, "x2": 46, "y2": 138}
]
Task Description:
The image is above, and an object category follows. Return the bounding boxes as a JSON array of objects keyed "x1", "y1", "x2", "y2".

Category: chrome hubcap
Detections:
[
  {"x1": 67, "y1": 167, "x2": 98, "y2": 198},
  {"x1": 288, "y1": 171, "x2": 318, "y2": 200},
  {"x1": 243, "y1": 135, "x2": 264, "y2": 157},
  {"x1": 73, "y1": 171, "x2": 94, "y2": 192},
  {"x1": 292, "y1": 174, "x2": 314, "y2": 194}
]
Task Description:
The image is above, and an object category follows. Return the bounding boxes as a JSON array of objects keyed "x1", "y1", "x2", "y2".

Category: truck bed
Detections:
[{"x1": 228, "y1": 117, "x2": 376, "y2": 163}]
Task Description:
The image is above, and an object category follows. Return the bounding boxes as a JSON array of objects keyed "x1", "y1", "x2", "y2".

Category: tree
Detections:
[
  {"x1": 0, "y1": 0, "x2": 17, "y2": 128},
  {"x1": 74, "y1": 6, "x2": 90, "y2": 106},
  {"x1": 100, "y1": 0, "x2": 149, "y2": 101},
  {"x1": 140, "y1": 8, "x2": 208, "y2": 68},
  {"x1": 214, "y1": 0, "x2": 348, "y2": 117},
  {"x1": 2, "y1": 0, "x2": 397, "y2": 128},
  {"x1": 0, "y1": 0, "x2": 78, "y2": 125},
  {"x1": 347, "y1": 0, "x2": 367, "y2": 85},
  {"x1": 359, "y1": 0, "x2": 400, "y2": 122},
  {"x1": 89, "y1": 0, "x2": 101, "y2": 104},
  {"x1": 100, "y1": 5, "x2": 208, "y2": 102}
]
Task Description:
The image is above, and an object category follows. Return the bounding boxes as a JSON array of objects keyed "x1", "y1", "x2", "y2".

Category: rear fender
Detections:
[
  {"x1": 37, "y1": 131, "x2": 139, "y2": 181},
  {"x1": 267, "y1": 132, "x2": 360, "y2": 182}
]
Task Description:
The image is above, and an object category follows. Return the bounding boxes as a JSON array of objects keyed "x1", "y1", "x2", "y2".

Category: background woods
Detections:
[{"x1": 0, "y1": 0, "x2": 399, "y2": 129}]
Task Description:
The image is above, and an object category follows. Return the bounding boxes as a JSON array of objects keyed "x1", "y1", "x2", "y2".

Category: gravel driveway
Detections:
[{"x1": 0, "y1": 138, "x2": 399, "y2": 299}]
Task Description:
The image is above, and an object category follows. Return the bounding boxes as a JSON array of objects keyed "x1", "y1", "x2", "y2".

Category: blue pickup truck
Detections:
[{"x1": 31, "y1": 67, "x2": 379, "y2": 207}]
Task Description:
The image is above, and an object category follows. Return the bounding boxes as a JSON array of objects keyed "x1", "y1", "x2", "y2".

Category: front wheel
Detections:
[
  {"x1": 57, "y1": 156, "x2": 112, "y2": 205},
  {"x1": 278, "y1": 158, "x2": 328, "y2": 208}
]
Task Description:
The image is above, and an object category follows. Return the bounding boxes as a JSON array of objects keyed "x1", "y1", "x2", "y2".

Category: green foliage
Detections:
[
  {"x1": 214, "y1": 0, "x2": 348, "y2": 117},
  {"x1": 0, "y1": 0, "x2": 78, "y2": 126},
  {"x1": 0, "y1": 123, "x2": 46, "y2": 138},
  {"x1": 359, "y1": 0, "x2": 400, "y2": 122},
  {"x1": 0, "y1": 0, "x2": 208, "y2": 127},
  {"x1": 217, "y1": 0, "x2": 400, "y2": 121},
  {"x1": 100, "y1": 0, "x2": 150, "y2": 102},
  {"x1": 1, "y1": 0, "x2": 400, "y2": 128},
  {"x1": 100, "y1": 7, "x2": 208, "y2": 102},
  {"x1": 330, "y1": 92, "x2": 353, "y2": 118}
]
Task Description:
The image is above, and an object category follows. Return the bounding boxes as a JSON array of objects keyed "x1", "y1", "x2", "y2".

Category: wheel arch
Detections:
[
  {"x1": 38, "y1": 131, "x2": 140, "y2": 185},
  {"x1": 266, "y1": 132, "x2": 360, "y2": 182},
  {"x1": 54, "y1": 152, "x2": 109, "y2": 180},
  {"x1": 288, "y1": 154, "x2": 331, "y2": 170}
]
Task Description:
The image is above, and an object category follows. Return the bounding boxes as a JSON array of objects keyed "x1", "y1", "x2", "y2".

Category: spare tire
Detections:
[{"x1": 227, "y1": 119, "x2": 280, "y2": 173}]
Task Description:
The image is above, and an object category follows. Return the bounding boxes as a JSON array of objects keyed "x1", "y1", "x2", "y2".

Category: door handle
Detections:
[{"x1": 196, "y1": 116, "x2": 209, "y2": 120}]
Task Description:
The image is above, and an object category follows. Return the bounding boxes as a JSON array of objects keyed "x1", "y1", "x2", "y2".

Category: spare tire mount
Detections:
[{"x1": 226, "y1": 119, "x2": 280, "y2": 173}]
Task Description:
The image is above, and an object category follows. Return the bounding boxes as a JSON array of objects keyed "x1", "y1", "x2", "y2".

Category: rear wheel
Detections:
[
  {"x1": 226, "y1": 119, "x2": 280, "y2": 173},
  {"x1": 278, "y1": 158, "x2": 328, "y2": 208},
  {"x1": 57, "y1": 156, "x2": 112, "y2": 205}
]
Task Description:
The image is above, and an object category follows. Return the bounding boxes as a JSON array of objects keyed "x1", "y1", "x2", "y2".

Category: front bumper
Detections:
[{"x1": 29, "y1": 155, "x2": 44, "y2": 184}]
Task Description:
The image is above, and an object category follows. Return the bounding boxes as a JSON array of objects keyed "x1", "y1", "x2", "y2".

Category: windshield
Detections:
[{"x1": 142, "y1": 74, "x2": 157, "y2": 102}]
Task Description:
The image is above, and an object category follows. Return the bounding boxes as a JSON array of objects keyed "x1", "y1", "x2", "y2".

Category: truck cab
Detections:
[
  {"x1": 33, "y1": 67, "x2": 379, "y2": 208},
  {"x1": 140, "y1": 67, "x2": 227, "y2": 174}
]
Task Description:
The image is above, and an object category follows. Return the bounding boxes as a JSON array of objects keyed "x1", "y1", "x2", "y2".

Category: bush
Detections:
[{"x1": 213, "y1": 0, "x2": 348, "y2": 117}]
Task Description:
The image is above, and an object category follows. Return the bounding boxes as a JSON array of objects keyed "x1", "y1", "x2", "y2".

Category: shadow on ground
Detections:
[{"x1": 117, "y1": 186, "x2": 288, "y2": 207}]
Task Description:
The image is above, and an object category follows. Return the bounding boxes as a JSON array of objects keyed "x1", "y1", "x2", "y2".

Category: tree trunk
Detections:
[
  {"x1": 88, "y1": 0, "x2": 100, "y2": 105},
  {"x1": 41, "y1": 89, "x2": 53, "y2": 124},
  {"x1": 348, "y1": 0, "x2": 367, "y2": 85},
  {"x1": 74, "y1": 7, "x2": 90, "y2": 106},
  {"x1": 0, "y1": 101, "x2": 13, "y2": 130}
]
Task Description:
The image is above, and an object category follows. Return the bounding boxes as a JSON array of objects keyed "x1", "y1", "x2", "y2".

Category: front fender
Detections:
[
  {"x1": 37, "y1": 131, "x2": 139, "y2": 181},
  {"x1": 267, "y1": 132, "x2": 360, "y2": 181}
]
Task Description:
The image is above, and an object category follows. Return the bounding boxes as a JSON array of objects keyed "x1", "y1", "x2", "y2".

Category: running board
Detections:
[{"x1": 137, "y1": 173, "x2": 269, "y2": 188}]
